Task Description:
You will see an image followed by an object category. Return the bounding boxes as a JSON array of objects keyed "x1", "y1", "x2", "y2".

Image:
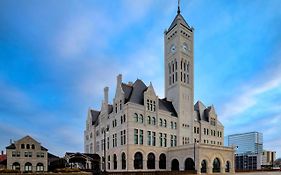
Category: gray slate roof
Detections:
[
  {"x1": 167, "y1": 13, "x2": 192, "y2": 33},
  {"x1": 91, "y1": 110, "x2": 100, "y2": 125}
]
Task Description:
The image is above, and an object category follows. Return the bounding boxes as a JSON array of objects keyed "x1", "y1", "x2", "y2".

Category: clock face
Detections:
[
  {"x1": 170, "y1": 44, "x2": 176, "y2": 53},
  {"x1": 182, "y1": 43, "x2": 188, "y2": 53}
]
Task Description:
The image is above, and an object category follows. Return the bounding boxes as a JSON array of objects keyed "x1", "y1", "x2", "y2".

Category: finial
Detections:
[{"x1": 177, "y1": 0, "x2": 181, "y2": 14}]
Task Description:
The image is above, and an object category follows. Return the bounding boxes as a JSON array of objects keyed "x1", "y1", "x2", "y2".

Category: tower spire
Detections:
[{"x1": 177, "y1": 0, "x2": 181, "y2": 14}]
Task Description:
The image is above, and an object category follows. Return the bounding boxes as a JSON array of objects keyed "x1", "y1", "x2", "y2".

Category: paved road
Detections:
[{"x1": 235, "y1": 172, "x2": 281, "y2": 175}]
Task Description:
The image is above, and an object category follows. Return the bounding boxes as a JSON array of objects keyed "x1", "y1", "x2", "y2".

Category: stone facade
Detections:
[
  {"x1": 6, "y1": 136, "x2": 48, "y2": 172},
  {"x1": 84, "y1": 4, "x2": 235, "y2": 174}
]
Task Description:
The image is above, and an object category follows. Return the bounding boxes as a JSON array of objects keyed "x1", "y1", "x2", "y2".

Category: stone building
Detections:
[
  {"x1": 6, "y1": 135, "x2": 48, "y2": 172},
  {"x1": 84, "y1": 3, "x2": 235, "y2": 174}
]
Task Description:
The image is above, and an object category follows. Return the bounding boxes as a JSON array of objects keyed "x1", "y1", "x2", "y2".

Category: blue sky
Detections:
[{"x1": 0, "y1": 0, "x2": 281, "y2": 157}]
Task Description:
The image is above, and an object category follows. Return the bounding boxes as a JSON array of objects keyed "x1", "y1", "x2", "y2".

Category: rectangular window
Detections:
[
  {"x1": 17, "y1": 151, "x2": 20, "y2": 157},
  {"x1": 107, "y1": 137, "x2": 109, "y2": 149},
  {"x1": 147, "y1": 131, "x2": 151, "y2": 145},
  {"x1": 159, "y1": 133, "x2": 163, "y2": 147},
  {"x1": 12, "y1": 151, "x2": 16, "y2": 157},
  {"x1": 152, "y1": 132, "x2": 156, "y2": 146},
  {"x1": 174, "y1": 135, "x2": 177, "y2": 146},
  {"x1": 121, "y1": 131, "x2": 124, "y2": 145},
  {"x1": 170, "y1": 135, "x2": 174, "y2": 147},
  {"x1": 140, "y1": 130, "x2": 143, "y2": 145},
  {"x1": 124, "y1": 130, "x2": 126, "y2": 145},
  {"x1": 24, "y1": 151, "x2": 28, "y2": 157},
  {"x1": 134, "y1": 129, "x2": 138, "y2": 144},
  {"x1": 164, "y1": 134, "x2": 167, "y2": 147}
]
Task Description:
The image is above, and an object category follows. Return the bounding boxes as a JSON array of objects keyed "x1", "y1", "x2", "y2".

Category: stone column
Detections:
[
  {"x1": 220, "y1": 166, "x2": 225, "y2": 174},
  {"x1": 207, "y1": 165, "x2": 212, "y2": 174}
]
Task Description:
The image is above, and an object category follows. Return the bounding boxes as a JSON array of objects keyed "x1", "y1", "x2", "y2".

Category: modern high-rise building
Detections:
[
  {"x1": 228, "y1": 132, "x2": 263, "y2": 155},
  {"x1": 84, "y1": 2, "x2": 235, "y2": 174},
  {"x1": 227, "y1": 132, "x2": 264, "y2": 171}
]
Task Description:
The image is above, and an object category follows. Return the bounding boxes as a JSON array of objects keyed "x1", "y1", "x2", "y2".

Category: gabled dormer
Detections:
[
  {"x1": 113, "y1": 74, "x2": 125, "y2": 114},
  {"x1": 144, "y1": 82, "x2": 158, "y2": 112}
]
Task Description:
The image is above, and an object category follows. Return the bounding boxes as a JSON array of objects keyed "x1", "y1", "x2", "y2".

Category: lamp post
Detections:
[
  {"x1": 103, "y1": 127, "x2": 108, "y2": 174},
  {"x1": 194, "y1": 141, "x2": 199, "y2": 172}
]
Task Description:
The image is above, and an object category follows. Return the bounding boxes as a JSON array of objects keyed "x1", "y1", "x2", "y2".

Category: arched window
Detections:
[
  {"x1": 31, "y1": 144, "x2": 35, "y2": 149},
  {"x1": 226, "y1": 161, "x2": 230, "y2": 172},
  {"x1": 159, "y1": 119, "x2": 163, "y2": 126},
  {"x1": 25, "y1": 162, "x2": 32, "y2": 172},
  {"x1": 147, "y1": 153, "x2": 155, "y2": 169},
  {"x1": 139, "y1": 114, "x2": 144, "y2": 123},
  {"x1": 26, "y1": 144, "x2": 30, "y2": 149},
  {"x1": 36, "y1": 163, "x2": 44, "y2": 172},
  {"x1": 122, "y1": 152, "x2": 126, "y2": 170},
  {"x1": 164, "y1": 119, "x2": 167, "y2": 127},
  {"x1": 159, "y1": 153, "x2": 166, "y2": 169},
  {"x1": 152, "y1": 117, "x2": 156, "y2": 125},
  {"x1": 171, "y1": 159, "x2": 179, "y2": 171},
  {"x1": 201, "y1": 160, "x2": 207, "y2": 173},
  {"x1": 12, "y1": 162, "x2": 20, "y2": 170},
  {"x1": 147, "y1": 116, "x2": 151, "y2": 125},
  {"x1": 213, "y1": 158, "x2": 221, "y2": 173},
  {"x1": 184, "y1": 158, "x2": 195, "y2": 170},
  {"x1": 134, "y1": 113, "x2": 138, "y2": 122},
  {"x1": 113, "y1": 154, "x2": 117, "y2": 170},
  {"x1": 21, "y1": 144, "x2": 25, "y2": 149},
  {"x1": 170, "y1": 121, "x2": 174, "y2": 129},
  {"x1": 134, "y1": 152, "x2": 143, "y2": 169}
]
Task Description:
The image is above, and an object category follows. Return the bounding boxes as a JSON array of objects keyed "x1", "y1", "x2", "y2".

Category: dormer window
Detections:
[{"x1": 210, "y1": 118, "x2": 216, "y2": 126}]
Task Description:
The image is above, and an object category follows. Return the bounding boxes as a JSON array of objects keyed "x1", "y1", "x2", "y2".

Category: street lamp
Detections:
[
  {"x1": 103, "y1": 127, "x2": 109, "y2": 173},
  {"x1": 194, "y1": 140, "x2": 199, "y2": 171}
]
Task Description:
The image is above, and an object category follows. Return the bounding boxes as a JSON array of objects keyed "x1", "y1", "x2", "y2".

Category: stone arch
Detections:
[
  {"x1": 200, "y1": 160, "x2": 207, "y2": 173},
  {"x1": 211, "y1": 154, "x2": 224, "y2": 173},
  {"x1": 121, "y1": 152, "x2": 126, "y2": 170},
  {"x1": 134, "y1": 152, "x2": 143, "y2": 169},
  {"x1": 184, "y1": 157, "x2": 195, "y2": 170},
  {"x1": 113, "y1": 154, "x2": 117, "y2": 170},
  {"x1": 212, "y1": 158, "x2": 221, "y2": 173},
  {"x1": 36, "y1": 163, "x2": 44, "y2": 172},
  {"x1": 24, "y1": 162, "x2": 32, "y2": 172},
  {"x1": 159, "y1": 153, "x2": 166, "y2": 169},
  {"x1": 12, "y1": 162, "x2": 20, "y2": 170},
  {"x1": 225, "y1": 160, "x2": 231, "y2": 172},
  {"x1": 147, "y1": 152, "x2": 155, "y2": 169},
  {"x1": 171, "y1": 159, "x2": 179, "y2": 171}
]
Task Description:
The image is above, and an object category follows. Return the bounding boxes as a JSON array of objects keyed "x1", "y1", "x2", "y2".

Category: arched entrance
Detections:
[
  {"x1": 24, "y1": 162, "x2": 32, "y2": 172},
  {"x1": 147, "y1": 152, "x2": 155, "y2": 169},
  {"x1": 201, "y1": 160, "x2": 207, "y2": 173},
  {"x1": 226, "y1": 161, "x2": 230, "y2": 172},
  {"x1": 184, "y1": 158, "x2": 195, "y2": 170},
  {"x1": 113, "y1": 154, "x2": 117, "y2": 169},
  {"x1": 213, "y1": 158, "x2": 221, "y2": 173},
  {"x1": 171, "y1": 159, "x2": 179, "y2": 171},
  {"x1": 134, "y1": 152, "x2": 143, "y2": 169},
  {"x1": 12, "y1": 162, "x2": 20, "y2": 171},
  {"x1": 121, "y1": 152, "x2": 126, "y2": 170},
  {"x1": 36, "y1": 163, "x2": 44, "y2": 172},
  {"x1": 159, "y1": 153, "x2": 166, "y2": 169}
]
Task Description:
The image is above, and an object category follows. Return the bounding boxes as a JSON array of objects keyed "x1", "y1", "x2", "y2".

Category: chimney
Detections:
[
  {"x1": 10, "y1": 139, "x2": 12, "y2": 144},
  {"x1": 1, "y1": 151, "x2": 3, "y2": 155},
  {"x1": 104, "y1": 87, "x2": 109, "y2": 104},
  {"x1": 117, "y1": 74, "x2": 122, "y2": 86}
]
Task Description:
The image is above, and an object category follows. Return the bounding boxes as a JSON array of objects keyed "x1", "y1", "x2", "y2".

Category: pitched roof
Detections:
[
  {"x1": 41, "y1": 146, "x2": 48, "y2": 151},
  {"x1": 6, "y1": 143, "x2": 16, "y2": 149},
  {"x1": 90, "y1": 110, "x2": 100, "y2": 125},
  {"x1": 159, "y1": 98, "x2": 177, "y2": 117},
  {"x1": 167, "y1": 13, "x2": 191, "y2": 33}
]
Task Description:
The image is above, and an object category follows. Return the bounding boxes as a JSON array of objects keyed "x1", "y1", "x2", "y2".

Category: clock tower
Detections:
[{"x1": 164, "y1": 4, "x2": 194, "y2": 145}]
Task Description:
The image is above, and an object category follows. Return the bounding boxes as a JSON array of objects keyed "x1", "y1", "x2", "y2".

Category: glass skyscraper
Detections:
[{"x1": 228, "y1": 132, "x2": 263, "y2": 155}]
